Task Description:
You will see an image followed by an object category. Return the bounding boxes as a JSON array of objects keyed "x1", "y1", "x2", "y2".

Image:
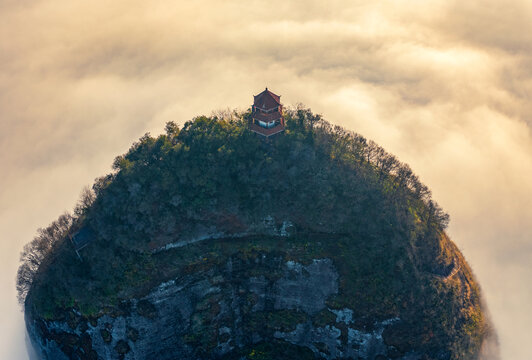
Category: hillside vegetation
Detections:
[{"x1": 19, "y1": 108, "x2": 489, "y2": 359}]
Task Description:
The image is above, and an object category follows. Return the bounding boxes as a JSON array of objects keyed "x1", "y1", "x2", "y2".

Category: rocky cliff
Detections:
[
  {"x1": 26, "y1": 233, "x2": 475, "y2": 360},
  {"x1": 22, "y1": 110, "x2": 493, "y2": 359}
]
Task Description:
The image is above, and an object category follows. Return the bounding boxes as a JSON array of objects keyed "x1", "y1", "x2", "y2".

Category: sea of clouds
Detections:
[{"x1": 1, "y1": 1, "x2": 531, "y2": 358}]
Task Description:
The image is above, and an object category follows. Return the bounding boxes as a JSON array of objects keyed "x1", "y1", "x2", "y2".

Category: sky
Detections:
[{"x1": 0, "y1": 0, "x2": 531, "y2": 359}]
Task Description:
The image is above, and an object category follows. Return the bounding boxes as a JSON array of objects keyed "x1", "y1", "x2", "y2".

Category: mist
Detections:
[{"x1": 1, "y1": 1, "x2": 531, "y2": 359}]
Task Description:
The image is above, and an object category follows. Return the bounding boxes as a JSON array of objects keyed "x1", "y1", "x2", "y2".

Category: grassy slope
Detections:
[{"x1": 26, "y1": 109, "x2": 488, "y2": 359}]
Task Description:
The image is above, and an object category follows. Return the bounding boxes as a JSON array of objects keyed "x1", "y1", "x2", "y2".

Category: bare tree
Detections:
[
  {"x1": 16, "y1": 213, "x2": 73, "y2": 305},
  {"x1": 73, "y1": 186, "x2": 96, "y2": 217}
]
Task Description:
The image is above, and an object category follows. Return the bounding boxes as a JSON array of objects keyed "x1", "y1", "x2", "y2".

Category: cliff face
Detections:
[
  {"x1": 27, "y1": 246, "x2": 422, "y2": 360},
  {"x1": 22, "y1": 112, "x2": 492, "y2": 359},
  {"x1": 26, "y1": 230, "x2": 482, "y2": 360}
]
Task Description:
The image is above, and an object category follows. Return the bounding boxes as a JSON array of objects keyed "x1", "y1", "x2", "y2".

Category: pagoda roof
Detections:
[
  {"x1": 254, "y1": 88, "x2": 281, "y2": 110},
  {"x1": 250, "y1": 122, "x2": 285, "y2": 137},
  {"x1": 253, "y1": 111, "x2": 283, "y2": 122}
]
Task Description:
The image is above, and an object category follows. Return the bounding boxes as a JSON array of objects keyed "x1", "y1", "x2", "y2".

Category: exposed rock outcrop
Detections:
[
  {"x1": 22, "y1": 113, "x2": 493, "y2": 359},
  {"x1": 27, "y1": 255, "x2": 421, "y2": 359}
]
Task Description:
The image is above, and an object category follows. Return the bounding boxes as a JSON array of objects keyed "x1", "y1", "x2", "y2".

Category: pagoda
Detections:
[{"x1": 250, "y1": 88, "x2": 285, "y2": 137}]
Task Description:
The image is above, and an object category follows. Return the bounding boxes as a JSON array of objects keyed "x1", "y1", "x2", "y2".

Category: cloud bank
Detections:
[{"x1": 1, "y1": 1, "x2": 531, "y2": 358}]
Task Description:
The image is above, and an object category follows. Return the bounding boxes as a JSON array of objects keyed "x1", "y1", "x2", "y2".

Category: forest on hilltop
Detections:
[
  {"x1": 18, "y1": 107, "x2": 450, "y2": 309},
  {"x1": 18, "y1": 107, "x2": 488, "y2": 359}
]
